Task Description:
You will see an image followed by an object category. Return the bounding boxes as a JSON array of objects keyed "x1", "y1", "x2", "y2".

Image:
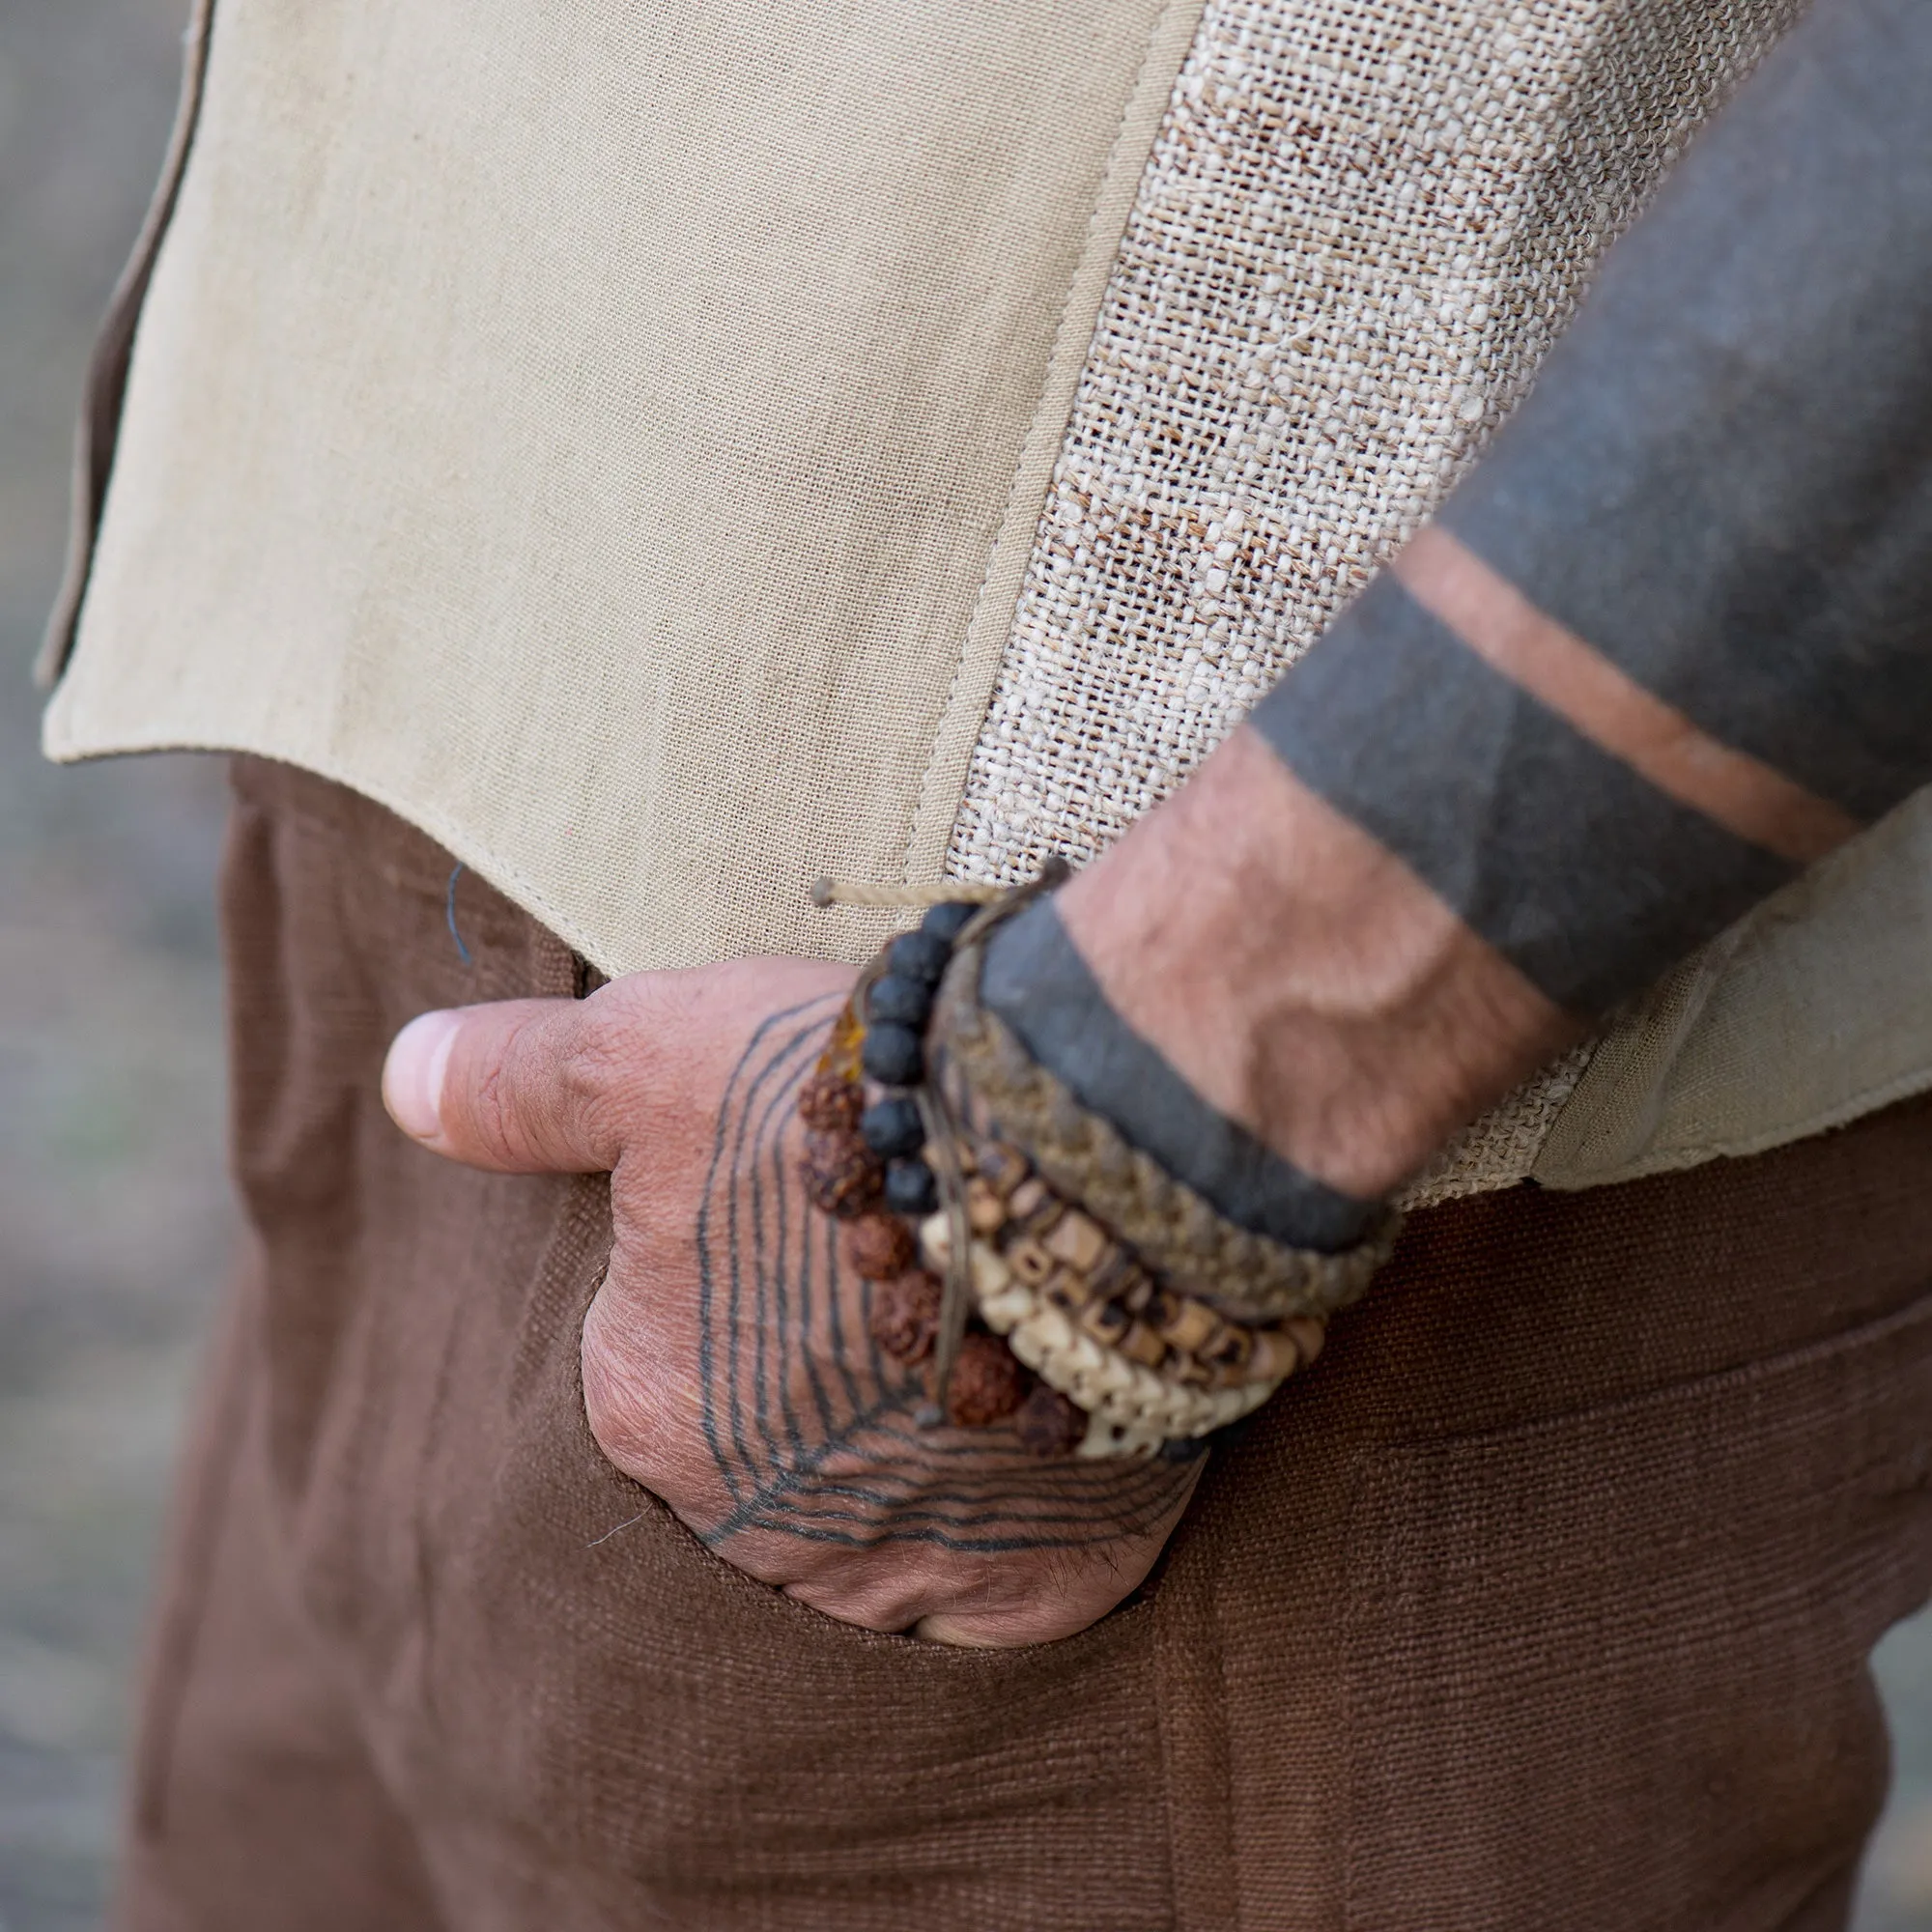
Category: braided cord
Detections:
[{"x1": 931, "y1": 937, "x2": 1402, "y2": 1324}]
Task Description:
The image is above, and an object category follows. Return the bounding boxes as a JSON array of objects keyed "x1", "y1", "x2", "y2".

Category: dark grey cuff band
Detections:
[
  {"x1": 1257, "y1": 0, "x2": 1932, "y2": 1019},
  {"x1": 979, "y1": 898, "x2": 1380, "y2": 1255},
  {"x1": 1249, "y1": 572, "x2": 1797, "y2": 1014}
]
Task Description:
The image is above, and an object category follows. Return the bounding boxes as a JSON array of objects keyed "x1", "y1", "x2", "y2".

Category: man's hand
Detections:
[{"x1": 382, "y1": 957, "x2": 1200, "y2": 1647}]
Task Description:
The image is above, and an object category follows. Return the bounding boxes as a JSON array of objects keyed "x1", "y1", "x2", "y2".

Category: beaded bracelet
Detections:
[
  {"x1": 797, "y1": 867, "x2": 1397, "y2": 1460},
  {"x1": 926, "y1": 931, "x2": 1402, "y2": 1325},
  {"x1": 798, "y1": 875, "x2": 1074, "y2": 1441},
  {"x1": 916, "y1": 1140, "x2": 1327, "y2": 1459}
]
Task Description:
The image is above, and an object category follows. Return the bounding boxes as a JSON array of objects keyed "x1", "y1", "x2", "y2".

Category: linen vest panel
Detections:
[
  {"x1": 46, "y1": 0, "x2": 1206, "y2": 965},
  {"x1": 47, "y1": 0, "x2": 1932, "y2": 1198}
]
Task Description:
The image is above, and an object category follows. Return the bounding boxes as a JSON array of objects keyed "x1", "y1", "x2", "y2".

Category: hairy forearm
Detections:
[
  {"x1": 983, "y1": 0, "x2": 1932, "y2": 1236},
  {"x1": 1052, "y1": 727, "x2": 1581, "y2": 1202}
]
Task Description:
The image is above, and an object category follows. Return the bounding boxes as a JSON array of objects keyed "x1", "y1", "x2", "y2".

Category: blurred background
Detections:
[
  {"x1": 0, "y1": 2, "x2": 1926, "y2": 1928},
  {"x1": 1, "y1": 2, "x2": 232, "y2": 1926}
]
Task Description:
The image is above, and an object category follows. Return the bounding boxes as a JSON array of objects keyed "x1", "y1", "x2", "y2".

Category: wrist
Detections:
[
  {"x1": 1054, "y1": 725, "x2": 1583, "y2": 1200},
  {"x1": 978, "y1": 896, "x2": 1382, "y2": 1252}
]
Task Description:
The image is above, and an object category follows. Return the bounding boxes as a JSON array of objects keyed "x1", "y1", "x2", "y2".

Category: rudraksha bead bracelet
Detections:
[{"x1": 797, "y1": 895, "x2": 1076, "y2": 1439}]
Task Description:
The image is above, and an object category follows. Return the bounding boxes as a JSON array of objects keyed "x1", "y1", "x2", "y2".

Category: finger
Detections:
[
  {"x1": 779, "y1": 1564, "x2": 1129, "y2": 1648},
  {"x1": 915, "y1": 1601, "x2": 1112, "y2": 1647},
  {"x1": 383, "y1": 997, "x2": 626, "y2": 1173},
  {"x1": 915, "y1": 1530, "x2": 1179, "y2": 1647}
]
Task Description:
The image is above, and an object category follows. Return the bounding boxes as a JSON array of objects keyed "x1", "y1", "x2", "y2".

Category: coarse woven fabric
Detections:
[
  {"x1": 942, "y1": 0, "x2": 1809, "y2": 1205},
  {"x1": 115, "y1": 757, "x2": 1932, "y2": 1931},
  {"x1": 45, "y1": 0, "x2": 1932, "y2": 1206}
]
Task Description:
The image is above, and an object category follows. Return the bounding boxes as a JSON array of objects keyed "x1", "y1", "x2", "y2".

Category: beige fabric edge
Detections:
[
  {"x1": 46, "y1": 0, "x2": 1209, "y2": 978},
  {"x1": 1544, "y1": 1057, "x2": 1932, "y2": 1194},
  {"x1": 42, "y1": 0, "x2": 1214, "y2": 973},
  {"x1": 901, "y1": 0, "x2": 1210, "y2": 885},
  {"x1": 35, "y1": 0, "x2": 215, "y2": 692},
  {"x1": 49, "y1": 738, "x2": 625, "y2": 976},
  {"x1": 1531, "y1": 789, "x2": 1932, "y2": 1193}
]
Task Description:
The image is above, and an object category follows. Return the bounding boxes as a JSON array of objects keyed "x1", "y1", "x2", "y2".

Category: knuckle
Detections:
[
  {"x1": 581, "y1": 1290, "x2": 668, "y2": 1475},
  {"x1": 468, "y1": 1051, "x2": 521, "y2": 1159},
  {"x1": 554, "y1": 1028, "x2": 628, "y2": 1144},
  {"x1": 452, "y1": 1005, "x2": 627, "y2": 1168},
  {"x1": 572, "y1": 984, "x2": 702, "y2": 1142},
  {"x1": 604, "y1": 973, "x2": 706, "y2": 1079},
  {"x1": 788, "y1": 1579, "x2": 914, "y2": 1635},
  {"x1": 581, "y1": 1300, "x2": 636, "y2": 1427}
]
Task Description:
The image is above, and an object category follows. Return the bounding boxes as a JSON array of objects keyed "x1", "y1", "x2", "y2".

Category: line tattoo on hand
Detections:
[{"x1": 692, "y1": 997, "x2": 1200, "y2": 1556}]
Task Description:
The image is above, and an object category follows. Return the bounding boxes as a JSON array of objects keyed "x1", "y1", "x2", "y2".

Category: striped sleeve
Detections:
[{"x1": 1252, "y1": 0, "x2": 1932, "y2": 1016}]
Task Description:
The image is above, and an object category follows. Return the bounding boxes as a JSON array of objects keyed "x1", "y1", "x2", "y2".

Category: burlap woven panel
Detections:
[{"x1": 118, "y1": 759, "x2": 1932, "y2": 1932}]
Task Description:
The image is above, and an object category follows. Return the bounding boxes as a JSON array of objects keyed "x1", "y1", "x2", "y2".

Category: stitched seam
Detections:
[
  {"x1": 1536, "y1": 1060, "x2": 1932, "y2": 1190},
  {"x1": 898, "y1": 0, "x2": 1201, "y2": 887}
]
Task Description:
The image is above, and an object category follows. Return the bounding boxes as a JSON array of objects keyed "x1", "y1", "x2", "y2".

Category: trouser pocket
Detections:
[{"x1": 1343, "y1": 1294, "x2": 1932, "y2": 1932}]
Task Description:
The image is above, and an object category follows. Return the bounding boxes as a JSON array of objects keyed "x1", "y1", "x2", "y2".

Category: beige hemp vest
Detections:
[{"x1": 42, "y1": 0, "x2": 1932, "y2": 1206}]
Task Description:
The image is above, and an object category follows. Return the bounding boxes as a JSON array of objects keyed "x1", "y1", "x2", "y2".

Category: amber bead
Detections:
[
  {"x1": 796, "y1": 1067, "x2": 864, "y2": 1132},
  {"x1": 817, "y1": 1002, "x2": 867, "y2": 1085},
  {"x1": 801, "y1": 1128, "x2": 884, "y2": 1218},
  {"x1": 1015, "y1": 1382, "x2": 1087, "y2": 1458},
  {"x1": 845, "y1": 1213, "x2": 918, "y2": 1281},
  {"x1": 946, "y1": 1332, "x2": 1031, "y2": 1427},
  {"x1": 869, "y1": 1269, "x2": 943, "y2": 1363}
]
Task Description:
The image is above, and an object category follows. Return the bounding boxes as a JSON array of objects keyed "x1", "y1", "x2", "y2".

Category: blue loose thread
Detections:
[{"x1": 445, "y1": 864, "x2": 473, "y2": 966}]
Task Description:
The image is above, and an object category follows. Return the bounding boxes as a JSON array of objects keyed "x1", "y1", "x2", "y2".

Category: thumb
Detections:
[{"x1": 382, "y1": 998, "x2": 624, "y2": 1174}]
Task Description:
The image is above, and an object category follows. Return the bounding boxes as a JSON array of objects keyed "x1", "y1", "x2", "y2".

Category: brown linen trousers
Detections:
[{"x1": 117, "y1": 759, "x2": 1932, "y2": 1931}]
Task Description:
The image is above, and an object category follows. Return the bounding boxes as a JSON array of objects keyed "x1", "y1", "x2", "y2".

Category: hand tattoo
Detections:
[{"x1": 693, "y1": 995, "x2": 1200, "y2": 1556}]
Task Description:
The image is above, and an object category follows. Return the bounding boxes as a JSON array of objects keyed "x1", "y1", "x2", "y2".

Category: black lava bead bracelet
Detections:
[{"x1": 857, "y1": 899, "x2": 980, "y2": 1214}]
